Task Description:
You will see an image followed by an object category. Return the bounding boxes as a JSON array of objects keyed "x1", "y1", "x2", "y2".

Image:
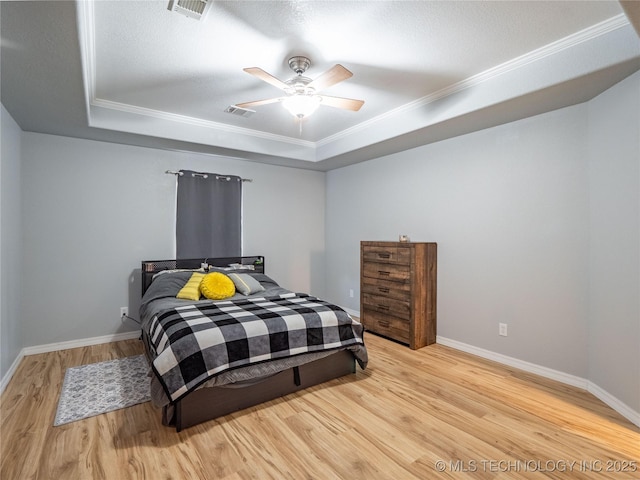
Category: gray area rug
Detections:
[{"x1": 54, "y1": 354, "x2": 150, "y2": 426}]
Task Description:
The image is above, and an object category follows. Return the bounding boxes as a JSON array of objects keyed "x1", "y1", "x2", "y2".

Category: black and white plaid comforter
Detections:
[{"x1": 147, "y1": 292, "x2": 366, "y2": 402}]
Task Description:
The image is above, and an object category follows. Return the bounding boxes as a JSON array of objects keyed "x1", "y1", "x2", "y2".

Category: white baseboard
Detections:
[
  {"x1": 22, "y1": 330, "x2": 141, "y2": 356},
  {"x1": 437, "y1": 335, "x2": 639, "y2": 428},
  {"x1": 0, "y1": 349, "x2": 25, "y2": 395},
  {"x1": 0, "y1": 330, "x2": 141, "y2": 395},
  {"x1": 436, "y1": 336, "x2": 588, "y2": 388},
  {"x1": 4, "y1": 328, "x2": 638, "y2": 428},
  {"x1": 587, "y1": 381, "x2": 640, "y2": 428},
  {"x1": 343, "y1": 307, "x2": 360, "y2": 318}
]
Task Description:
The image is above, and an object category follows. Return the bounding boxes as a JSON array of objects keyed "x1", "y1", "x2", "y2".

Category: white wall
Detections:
[
  {"x1": 20, "y1": 133, "x2": 325, "y2": 347},
  {"x1": 587, "y1": 71, "x2": 640, "y2": 412},
  {"x1": 326, "y1": 105, "x2": 590, "y2": 377},
  {"x1": 1, "y1": 105, "x2": 23, "y2": 380}
]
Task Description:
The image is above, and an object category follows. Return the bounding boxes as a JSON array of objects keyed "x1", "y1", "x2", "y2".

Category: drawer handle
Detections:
[
  {"x1": 377, "y1": 304, "x2": 390, "y2": 311},
  {"x1": 378, "y1": 287, "x2": 390, "y2": 293},
  {"x1": 378, "y1": 320, "x2": 390, "y2": 328},
  {"x1": 378, "y1": 271, "x2": 390, "y2": 276},
  {"x1": 377, "y1": 253, "x2": 391, "y2": 259}
]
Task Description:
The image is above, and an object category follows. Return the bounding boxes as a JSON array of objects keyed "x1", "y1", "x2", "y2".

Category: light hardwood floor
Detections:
[{"x1": 1, "y1": 333, "x2": 638, "y2": 479}]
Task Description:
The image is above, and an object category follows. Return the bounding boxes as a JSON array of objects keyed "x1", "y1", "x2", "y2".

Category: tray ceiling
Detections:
[{"x1": 2, "y1": 1, "x2": 640, "y2": 170}]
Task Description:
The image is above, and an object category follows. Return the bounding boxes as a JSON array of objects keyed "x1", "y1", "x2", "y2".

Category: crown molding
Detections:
[
  {"x1": 77, "y1": 0, "x2": 632, "y2": 163},
  {"x1": 90, "y1": 98, "x2": 316, "y2": 148},
  {"x1": 76, "y1": 0, "x2": 316, "y2": 154},
  {"x1": 317, "y1": 14, "x2": 630, "y2": 148},
  {"x1": 76, "y1": 0, "x2": 97, "y2": 122}
]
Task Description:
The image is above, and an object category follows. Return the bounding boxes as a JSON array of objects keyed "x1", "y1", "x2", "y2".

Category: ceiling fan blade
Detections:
[
  {"x1": 235, "y1": 97, "x2": 284, "y2": 109},
  {"x1": 307, "y1": 64, "x2": 353, "y2": 92},
  {"x1": 243, "y1": 67, "x2": 289, "y2": 91},
  {"x1": 318, "y1": 95, "x2": 364, "y2": 111}
]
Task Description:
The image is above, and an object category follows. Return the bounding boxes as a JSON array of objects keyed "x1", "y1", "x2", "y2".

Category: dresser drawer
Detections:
[
  {"x1": 361, "y1": 276, "x2": 411, "y2": 301},
  {"x1": 362, "y1": 293, "x2": 411, "y2": 320},
  {"x1": 362, "y1": 245, "x2": 411, "y2": 264},
  {"x1": 362, "y1": 262, "x2": 410, "y2": 282},
  {"x1": 361, "y1": 308, "x2": 410, "y2": 343}
]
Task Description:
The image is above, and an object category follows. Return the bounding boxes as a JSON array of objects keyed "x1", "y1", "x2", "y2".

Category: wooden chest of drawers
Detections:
[{"x1": 360, "y1": 241, "x2": 437, "y2": 349}]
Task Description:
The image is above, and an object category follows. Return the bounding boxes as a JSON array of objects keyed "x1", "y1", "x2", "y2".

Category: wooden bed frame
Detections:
[{"x1": 141, "y1": 256, "x2": 358, "y2": 431}]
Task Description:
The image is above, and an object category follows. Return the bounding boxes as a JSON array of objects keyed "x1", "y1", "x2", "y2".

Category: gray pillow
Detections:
[{"x1": 227, "y1": 272, "x2": 265, "y2": 295}]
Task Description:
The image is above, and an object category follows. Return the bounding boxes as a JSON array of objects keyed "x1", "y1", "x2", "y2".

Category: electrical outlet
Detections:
[
  {"x1": 120, "y1": 307, "x2": 128, "y2": 320},
  {"x1": 499, "y1": 323, "x2": 508, "y2": 337},
  {"x1": 349, "y1": 289, "x2": 354, "y2": 298}
]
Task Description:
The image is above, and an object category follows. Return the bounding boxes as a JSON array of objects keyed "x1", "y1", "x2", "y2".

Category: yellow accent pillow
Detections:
[
  {"x1": 200, "y1": 272, "x2": 236, "y2": 300},
  {"x1": 176, "y1": 272, "x2": 206, "y2": 301}
]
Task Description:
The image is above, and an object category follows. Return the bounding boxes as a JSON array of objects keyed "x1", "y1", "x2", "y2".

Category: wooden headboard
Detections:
[{"x1": 141, "y1": 256, "x2": 265, "y2": 296}]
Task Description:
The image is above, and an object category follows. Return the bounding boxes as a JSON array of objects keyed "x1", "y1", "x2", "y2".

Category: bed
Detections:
[{"x1": 139, "y1": 256, "x2": 368, "y2": 431}]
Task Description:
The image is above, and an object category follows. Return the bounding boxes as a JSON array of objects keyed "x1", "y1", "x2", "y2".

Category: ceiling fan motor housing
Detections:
[{"x1": 288, "y1": 56, "x2": 311, "y2": 75}]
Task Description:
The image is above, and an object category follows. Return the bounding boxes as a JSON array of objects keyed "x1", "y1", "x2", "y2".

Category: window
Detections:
[{"x1": 175, "y1": 170, "x2": 242, "y2": 258}]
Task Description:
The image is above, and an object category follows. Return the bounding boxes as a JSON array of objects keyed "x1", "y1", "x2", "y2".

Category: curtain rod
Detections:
[{"x1": 165, "y1": 170, "x2": 252, "y2": 182}]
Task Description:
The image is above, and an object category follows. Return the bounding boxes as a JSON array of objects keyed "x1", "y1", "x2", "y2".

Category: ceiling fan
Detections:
[{"x1": 235, "y1": 56, "x2": 365, "y2": 119}]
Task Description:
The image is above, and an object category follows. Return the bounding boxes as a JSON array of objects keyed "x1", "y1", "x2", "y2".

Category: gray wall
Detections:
[
  {"x1": 587, "y1": 71, "x2": 640, "y2": 411},
  {"x1": 325, "y1": 72, "x2": 640, "y2": 412},
  {"x1": 1, "y1": 105, "x2": 23, "y2": 380},
  {"x1": 326, "y1": 104, "x2": 590, "y2": 377},
  {"x1": 20, "y1": 133, "x2": 325, "y2": 347}
]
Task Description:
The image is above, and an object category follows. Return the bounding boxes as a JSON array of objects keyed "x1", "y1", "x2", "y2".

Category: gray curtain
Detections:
[{"x1": 176, "y1": 170, "x2": 242, "y2": 258}]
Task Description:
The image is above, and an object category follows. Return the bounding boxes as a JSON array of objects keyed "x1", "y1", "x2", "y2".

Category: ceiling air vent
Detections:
[
  {"x1": 224, "y1": 105, "x2": 256, "y2": 118},
  {"x1": 167, "y1": 0, "x2": 211, "y2": 20}
]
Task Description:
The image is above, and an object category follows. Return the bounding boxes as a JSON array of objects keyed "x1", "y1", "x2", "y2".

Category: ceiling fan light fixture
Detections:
[
  {"x1": 282, "y1": 94, "x2": 322, "y2": 119},
  {"x1": 237, "y1": 57, "x2": 363, "y2": 120}
]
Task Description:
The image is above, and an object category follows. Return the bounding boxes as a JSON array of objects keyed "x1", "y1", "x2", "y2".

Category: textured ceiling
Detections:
[{"x1": 2, "y1": 1, "x2": 640, "y2": 170}]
